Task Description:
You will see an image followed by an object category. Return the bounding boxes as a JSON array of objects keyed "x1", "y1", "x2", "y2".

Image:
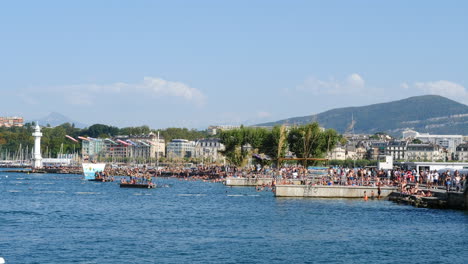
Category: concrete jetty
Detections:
[
  {"x1": 225, "y1": 177, "x2": 302, "y2": 186},
  {"x1": 274, "y1": 185, "x2": 397, "y2": 198}
]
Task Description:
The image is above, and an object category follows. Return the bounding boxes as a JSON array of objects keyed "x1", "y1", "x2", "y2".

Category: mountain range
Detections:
[
  {"x1": 27, "y1": 112, "x2": 88, "y2": 129},
  {"x1": 257, "y1": 95, "x2": 468, "y2": 135}
]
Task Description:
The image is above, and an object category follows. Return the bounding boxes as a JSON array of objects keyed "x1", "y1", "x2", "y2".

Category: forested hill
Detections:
[{"x1": 257, "y1": 95, "x2": 468, "y2": 135}]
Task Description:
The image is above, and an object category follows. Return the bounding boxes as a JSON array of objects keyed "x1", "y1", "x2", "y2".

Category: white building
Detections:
[
  {"x1": 194, "y1": 138, "x2": 225, "y2": 162},
  {"x1": 166, "y1": 139, "x2": 196, "y2": 159},
  {"x1": 327, "y1": 145, "x2": 367, "y2": 160},
  {"x1": 402, "y1": 129, "x2": 421, "y2": 139},
  {"x1": 386, "y1": 140, "x2": 408, "y2": 161},
  {"x1": 402, "y1": 129, "x2": 463, "y2": 154},
  {"x1": 455, "y1": 143, "x2": 468, "y2": 161},
  {"x1": 405, "y1": 143, "x2": 444, "y2": 161},
  {"x1": 327, "y1": 146, "x2": 346, "y2": 160}
]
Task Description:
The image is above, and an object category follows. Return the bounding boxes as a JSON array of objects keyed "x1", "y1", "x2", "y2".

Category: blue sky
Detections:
[{"x1": 1, "y1": 0, "x2": 467, "y2": 129}]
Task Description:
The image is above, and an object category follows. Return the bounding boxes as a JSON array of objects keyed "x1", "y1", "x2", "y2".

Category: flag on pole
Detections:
[{"x1": 65, "y1": 135, "x2": 79, "y2": 142}]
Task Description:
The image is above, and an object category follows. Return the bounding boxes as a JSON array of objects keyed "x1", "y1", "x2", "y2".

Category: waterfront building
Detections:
[
  {"x1": 105, "y1": 134, "x2": 165, "y2": 161},
  {"x1": 103, "y1": 137, "x2": 130, "y2": 160},
  {"x1": 367, "y1": 141, "x2": 388, "y2": 160},
  {"x1": 455, "y1": 143, "x2": 468, "y2": 161},
  {"x1": 82, "y1": 138, "x2": 106, "y2": 161},
  {"x1": 405, "y1": 143, "x2": 444, "y2": 161},
  {"x1": 80, "y1": 134, "x2": 166, "y2": 162},
  {"x1": 166, "y1": 139, "x2": 195, "y2": 159},
  {"x1": 386, "y1": 140, "x2": 408, "y2": 161},
  {"x1": 0, "y1": 116, "x2": 24, "y2": 127},
  {"x1": 127, "y1": 133, "x2": 165, "y2": 158},
  {"x1": 327, "y1": 145, "x2": 346, "y2": 160},
  {"x1": 327, "y1": 144, "x2": 368, "y2": 160},
  {"x1": 194, "y1": 138, "x2": 225, "y2": 162},
  {"x1": 345, "y1": 145, "x2": 367, "y2": 160}
]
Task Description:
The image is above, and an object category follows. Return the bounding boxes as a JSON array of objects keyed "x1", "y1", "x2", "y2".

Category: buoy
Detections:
[{"x1": 0, "y1": 257, "x2": 5, "y2": 264}]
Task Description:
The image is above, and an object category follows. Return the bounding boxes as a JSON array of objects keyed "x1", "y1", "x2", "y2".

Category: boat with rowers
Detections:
[{"x1": 119, "y1": 176, "x2": 155, "y2": 188}]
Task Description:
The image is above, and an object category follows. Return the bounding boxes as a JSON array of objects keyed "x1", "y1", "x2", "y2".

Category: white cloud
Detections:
[
  {"x1": 140, "y1": 77, "x2": 205, "y2": 105},
  {"x1": 23, "y1": 77, "x2": 206, "y2": 106},
  {"x1": 297, "y1": 73, "x2": 367, "y2": 95},
  {"x1": 347, "y1": 73, "x2": 365, "y2": 88},
  {"x1": 405, "y1": 80, "x2": 468, "y2": 104}
]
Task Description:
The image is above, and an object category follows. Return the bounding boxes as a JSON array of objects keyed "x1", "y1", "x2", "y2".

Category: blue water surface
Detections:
[{"x1": 0, "y1": 171, "x2": 466, "y2": 264}]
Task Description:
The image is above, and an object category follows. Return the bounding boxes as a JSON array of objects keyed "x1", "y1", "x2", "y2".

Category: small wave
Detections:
[
  {"x1": 1, "y1": 210, "x2": 42, "y2": 216},
  {"x1": 36, "y1": 191, "x2": 66, "y2": 194},
  {"x1": 8, "y1": 190, "x2": 21, "y2": 193},
  {"x1": 177, "y1": 194, "x2": 206, "y2": 197},
  {"x1": 75, "y1": 192, "x2": 99, "y2": 195}
]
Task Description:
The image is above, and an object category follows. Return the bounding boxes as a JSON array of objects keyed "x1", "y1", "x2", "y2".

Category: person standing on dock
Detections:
[{"x1": 377, "y1": 183, "x2": 382, "y2": 199}]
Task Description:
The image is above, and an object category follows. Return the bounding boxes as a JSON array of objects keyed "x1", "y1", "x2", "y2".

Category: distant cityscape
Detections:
[
  {"x1": 0, "y1": 116, "x2": 24, "y2": 128},
  {"x1": 1, "y1": 116, "x2": 468, "y2": 165}
]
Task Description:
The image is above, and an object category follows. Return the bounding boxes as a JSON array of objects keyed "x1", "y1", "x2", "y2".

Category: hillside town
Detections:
[{"x1": 327, "y1": 129, "x2": 468, "y2": 162}]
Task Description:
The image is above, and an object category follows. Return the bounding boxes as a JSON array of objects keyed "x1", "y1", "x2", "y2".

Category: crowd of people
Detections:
[
  {"x1": 85, "y1": 163, "x2": 468, "y2": 194},
  {"x1": 225, "y1": 165, "x2": 467, "y2": 193}
]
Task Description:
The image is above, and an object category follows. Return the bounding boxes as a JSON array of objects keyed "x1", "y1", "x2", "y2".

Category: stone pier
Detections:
[
  {"x1": 224, "y1": 177, "x2": 302, "y2": 186},
  {"x1": 274, "y1": 185, "x2": 397, "y2": 198}
]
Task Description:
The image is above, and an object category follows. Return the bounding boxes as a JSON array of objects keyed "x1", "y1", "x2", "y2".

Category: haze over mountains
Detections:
[
  {"x1": 25, "y1": 95, "x2": 468, "y2": 135},
  {"x1": 27, "y1": 112, "x2": 88, "y2": 129},
  {"x1": 257, "y1": 95, "x2": 468, "y2": 135}
]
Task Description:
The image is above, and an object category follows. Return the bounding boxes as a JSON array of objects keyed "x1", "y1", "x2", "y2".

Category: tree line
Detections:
[{"x1": 219, "y1": 123, "x2": 343, "y2": 166}]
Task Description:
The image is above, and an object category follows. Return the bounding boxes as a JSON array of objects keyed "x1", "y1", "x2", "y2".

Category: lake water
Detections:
[{"x1": 0, "y1": 171, "x2": 467, "y2": 263}]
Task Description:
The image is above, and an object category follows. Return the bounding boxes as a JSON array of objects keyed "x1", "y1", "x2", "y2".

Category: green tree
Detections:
[
  {"x1": 261, "y1": 125, "x2": 288, "y2": 166},
  {"x1": 287, "y1": 123, "x2": 340, "y2": 166}
]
